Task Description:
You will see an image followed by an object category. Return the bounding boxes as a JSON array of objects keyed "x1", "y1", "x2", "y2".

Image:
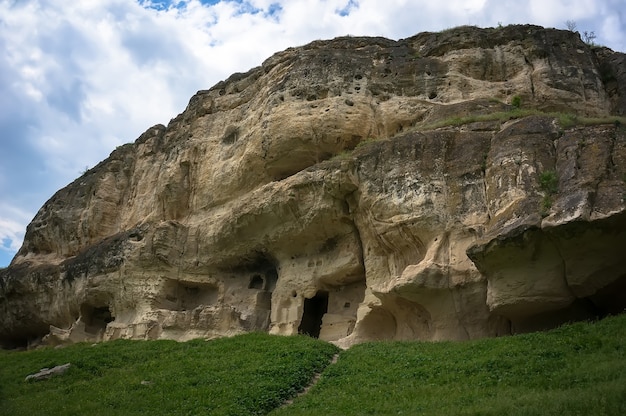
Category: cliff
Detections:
[{"x1": 1, "y1": 25, "x2": 625, "y2": 348}]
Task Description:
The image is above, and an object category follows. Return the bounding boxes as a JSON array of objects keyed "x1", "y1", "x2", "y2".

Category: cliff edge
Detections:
[{"x1": 1, "y1": 25, "x2": 625, "y2": 348}]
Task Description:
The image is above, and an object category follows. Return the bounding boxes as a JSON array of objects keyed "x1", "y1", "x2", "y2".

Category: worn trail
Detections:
[{"x1": 281, "y1": 353, "x2": 340, "y2": 408}]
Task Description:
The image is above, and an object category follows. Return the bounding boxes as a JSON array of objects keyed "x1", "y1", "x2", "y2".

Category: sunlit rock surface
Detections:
[{"x1": 1, "y1": 25, "x2": 625, "y2": 349}]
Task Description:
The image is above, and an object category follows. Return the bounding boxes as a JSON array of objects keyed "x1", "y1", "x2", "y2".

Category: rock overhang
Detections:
[{"x1": 1, "y1": 24, "x2": 625, "y2": 349}]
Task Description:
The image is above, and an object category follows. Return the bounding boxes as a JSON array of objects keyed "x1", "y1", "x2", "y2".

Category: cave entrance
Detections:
[
  {"x1": 248, "y1": 274, "x2": 265, "y2": 290},
  {"x1": 298, "y1": 291, "x2": 329, "y2": 338},
  {"x1": 157, "y1": 280, "x2": 219, "y2": 311},
  {"x1": 80, "y1": 304, "x2": 113, "y2": 335}
]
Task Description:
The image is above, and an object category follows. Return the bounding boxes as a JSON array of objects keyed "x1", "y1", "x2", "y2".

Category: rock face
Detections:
[{"x1": 1, "y1": 25, "x2": 625, "y2": 349}]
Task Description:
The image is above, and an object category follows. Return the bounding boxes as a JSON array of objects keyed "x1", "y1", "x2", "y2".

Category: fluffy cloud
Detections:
[
  {"x1": 0, "y1": 202, "x2": 31, "y2": 266},
  {"x1": 0, "y1": 0, "x2": 623, "y2": 266}
]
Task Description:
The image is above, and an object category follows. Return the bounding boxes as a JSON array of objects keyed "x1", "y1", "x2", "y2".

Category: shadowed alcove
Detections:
[
  {"x1": 298, "y1": 291, "x2": 329, "y2": 338},
  {"x1": 157, "y1": 280, "x2": 219, "y2": 311},
  {"x1": 80, "y1": 304, "x2": 113, "y2": 335}
]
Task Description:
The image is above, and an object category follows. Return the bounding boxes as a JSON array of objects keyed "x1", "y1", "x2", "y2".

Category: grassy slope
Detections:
[
  {"x1": 0, "y1": 333, "x2": 338, "y2": 416},
  {"x1": 1, "y1": 315, "x2": 624, "y2": 416},
  {"x1": 273, "y1": 314, "x2": 626, "y2": 416}
]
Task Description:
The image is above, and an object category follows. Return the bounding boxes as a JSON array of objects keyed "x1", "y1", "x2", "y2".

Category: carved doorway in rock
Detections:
[
  {"x1": 80, "y1": 304, "x2": 113, "y2": 335},
  {"x1": 298, "y1": 291, "x2": 329, "y2": 338}
]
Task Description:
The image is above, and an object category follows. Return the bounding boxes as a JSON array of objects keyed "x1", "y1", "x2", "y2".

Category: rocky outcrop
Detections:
[{"x1": 1, "y1": 25, "x2": 625, "y2": 349}]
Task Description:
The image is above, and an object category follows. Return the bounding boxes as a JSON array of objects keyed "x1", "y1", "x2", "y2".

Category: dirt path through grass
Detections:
[{"x1": 280, "y1": 353, "x2": 339, "y2": 408}]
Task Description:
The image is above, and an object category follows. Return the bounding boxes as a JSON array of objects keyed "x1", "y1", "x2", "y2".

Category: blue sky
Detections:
[{"x1": 1, "y1": 0, "x2": 625, "y2": 267}]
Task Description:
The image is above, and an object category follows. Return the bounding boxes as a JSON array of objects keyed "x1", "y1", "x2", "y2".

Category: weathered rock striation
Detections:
[{"x1": 1, "y1": 25, "x2": 625, "y2": 349}]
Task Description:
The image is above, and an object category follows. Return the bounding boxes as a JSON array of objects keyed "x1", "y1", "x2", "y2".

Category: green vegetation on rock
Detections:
[
  {"x1": 539, "y1": 170, "x2": 558, "y2": 215},
  {"x1": 329, "y1": 107, "x2": 625, "y2": 164},
  {"x1": 420, "y1": 108, "x2": 626, "y2": 131},
  {"x1": 539, "y1": 170, "x2": 558, "y2": 193}
]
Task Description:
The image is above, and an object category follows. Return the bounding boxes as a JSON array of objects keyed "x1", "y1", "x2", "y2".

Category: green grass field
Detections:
[
  {"x1": 0, "y1": 333, "x2": 338, "y2": 416},
  {"x1": 275, "y1": 314, "x2": 626, "y2": 416},
  {"x1": 1, "y1": 315, "x2": 625, "y2": 416}
]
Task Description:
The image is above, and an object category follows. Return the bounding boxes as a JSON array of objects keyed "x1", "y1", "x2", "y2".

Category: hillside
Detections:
[
  {"x1": 1, "y1": 24, "x2": 626, "y2": 349},
  {"x1": 0, "y1": 315, "x2": 624, "y2": 415}
]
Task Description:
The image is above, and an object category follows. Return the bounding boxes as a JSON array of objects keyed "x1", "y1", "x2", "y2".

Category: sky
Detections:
[{"x1": 0, "y1": 0, "x2": 624, "y2": 267}]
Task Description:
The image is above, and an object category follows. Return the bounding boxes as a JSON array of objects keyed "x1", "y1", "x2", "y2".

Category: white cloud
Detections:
[
  {"x1": 0, "y1": 0, "x2": 624, "y2": 266},
  {"x1": 0, "y1": 221, "x2": 25, "y2": 252},
  {"x1": 528, "y1": 0, "x2": 596, "y2": 25},
  {"x1": 0, "y1": 203, "x2": 32, "y2": 256},
  {"x1": 599, "y1": 10, "x2": 626, "y2": 51}
]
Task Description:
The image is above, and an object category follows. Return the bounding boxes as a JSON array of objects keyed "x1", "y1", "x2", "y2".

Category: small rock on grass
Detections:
[{"x1": 25, "y1": 363, "x2": 71, "y2": 381}]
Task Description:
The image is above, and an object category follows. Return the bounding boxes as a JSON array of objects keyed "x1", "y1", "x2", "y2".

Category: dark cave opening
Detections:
[
  {"x1": 81, "y1": 304, "x2": 113, "y2": 335},
  {"x1": 235, "y1": 252, "x2": 279, "y2": 292},
  {"x1": 298, "y1": 291, "x2": 329, "y2": 338},
  {"x1": 0, "y1": 329, "x2": 48, "y2": 350},
  {"x1": 587, "y1": 274, "x2": 626, "y2": 316},
  {"x1": 248, "y1": 274, "x2": 265, "y2": 290}
]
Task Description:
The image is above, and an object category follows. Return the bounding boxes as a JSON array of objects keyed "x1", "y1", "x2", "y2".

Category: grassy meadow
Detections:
[
  {"x1": 1, "y1": 314, "x2": 625, "y2": 415},
  {"x1": 0, "y1": 333, "x2": 338, "y2": 416},
  {"x1": 275, "y1": 314, "x2": 626, "y2": 416}
]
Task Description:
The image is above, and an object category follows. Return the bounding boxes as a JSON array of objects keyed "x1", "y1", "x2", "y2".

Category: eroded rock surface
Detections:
[{"x1": 1, "y1": 25, "x2": 625, "y2": 348}]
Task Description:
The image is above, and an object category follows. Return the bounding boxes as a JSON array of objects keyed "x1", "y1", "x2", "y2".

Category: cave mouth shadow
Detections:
[
  {"x1": 80, "y1": 304, "x2": 113, "y2": 335},
  {"x1": 298, "y1": 291, "x2": 329, "y2": 338}
]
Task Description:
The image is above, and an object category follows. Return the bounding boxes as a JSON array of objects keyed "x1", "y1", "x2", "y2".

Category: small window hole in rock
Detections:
[{"x1": 248, "y1": 274, "x2": 265, "y2": 290}]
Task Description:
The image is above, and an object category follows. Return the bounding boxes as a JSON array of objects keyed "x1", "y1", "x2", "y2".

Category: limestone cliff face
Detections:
[{"x1": 2, "y1": 25, "x2": 625, "y2": 348}]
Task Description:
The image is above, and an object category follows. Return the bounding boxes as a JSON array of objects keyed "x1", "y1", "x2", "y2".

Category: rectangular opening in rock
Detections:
[
  {"x1": 156, "y1": 280, "x2": 219, "y2": 311},
  {"x1": 80, "y1": 304, "x2": 113, "y2": 335},
  {"x1": 298, "y1": 291, "x2": 329, "y2": 338}
]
